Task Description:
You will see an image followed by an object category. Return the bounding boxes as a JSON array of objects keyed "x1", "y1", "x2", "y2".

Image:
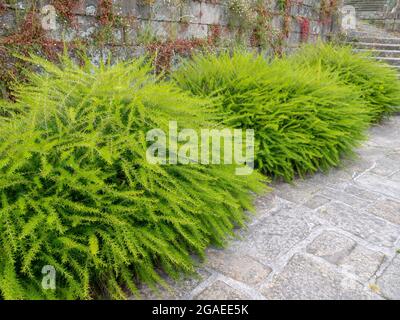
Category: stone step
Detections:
[
  {"x1": 345, "y1": 2, "x2": 386, "y2": 6},
  {"x1": 343, "y1": 4, "x2": 386, "y2": 13},
  {"x1": 348, "y1": 36, "x2": 400, "y2": 44},
  {"x1": 350, "y1": 5, "x2": 386, "y2": 8},
  {"x1": 348, "y1": 30, "x2": 397, "y2": 37},
  {"x1": 374, "y1": 56, "x2": 400, "y2": 66},
  {"x1": 354, "y1": 49, "x2": 400, "y2": 57},
  {"x1": 344, "y1": 0, "x2": 386, "y2": 8},
  {"x1": 391, "y1": 65, "x2": 400, "y2": 74},
  {"x1": 343, "y1": 0, "x2": 388, "y2": 20},
  {"x1": 342, "y1": 19, "x2": 400, "y2": 72},
  {"x1": 350, "y1": 6, "x2": 386, "y2": 11},
  {"x1": 345, "y1": 0, "x2": 386, "y2": 3},
  {"x1": 354, "y1": 12, "x2": 386, "y2": 19},
  {"x1": 348, "y1": 42, "x2": 400, "y2": 50}
]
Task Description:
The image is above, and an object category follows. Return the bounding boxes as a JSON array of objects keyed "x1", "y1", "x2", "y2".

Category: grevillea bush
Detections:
[
  {"x1": 0, "y1": 55, "x2": 265, "y2": 299},
  {"x1": 290, "y1": 43, "x2": 400, "y2": 122},
  {"x1": 173, "y1": 51, "x2": 371, "y2": 181}
]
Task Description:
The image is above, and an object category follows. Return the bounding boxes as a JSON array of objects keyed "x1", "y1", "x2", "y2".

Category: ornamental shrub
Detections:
[
  {"x1": 173, "y1": 51, "x2": 371, "y2": 181},
  {"x1": 290, "y1": 43, "x2": 400, "y2": 122},
  {"x1": 0, "y1": 55, "x2": 265, "y2": 299}
]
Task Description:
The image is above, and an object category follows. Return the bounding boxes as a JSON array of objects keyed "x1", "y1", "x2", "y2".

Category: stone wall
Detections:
[{"x1": 0, "y1": 0, "x2": 340, "y2": 60}]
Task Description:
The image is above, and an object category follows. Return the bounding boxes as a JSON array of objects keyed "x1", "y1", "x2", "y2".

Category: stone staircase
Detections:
[
  {"x1": 344, "y1": 0, "x2": 387, "y2": 20},
  {"x1": 346, "y1": 21, "x2": 400, "y2": 74}
]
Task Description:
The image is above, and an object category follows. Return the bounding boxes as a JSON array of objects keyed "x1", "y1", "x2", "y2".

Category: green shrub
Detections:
[
  {"x1": 173, "y1": 51, "x2": 371, "y2": 181},
  {"x1": 0, "y1": 55, "x2": 265, "y2": 299},
  {"x1": 0, "y1": 97, "x2": 18, "y2": 118},
  {"x1": 290, "y1": 43, "x2": 400, "y2": 122}
]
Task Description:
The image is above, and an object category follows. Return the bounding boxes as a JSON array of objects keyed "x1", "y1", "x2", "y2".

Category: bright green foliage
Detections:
[
  {"x1": 173, "y1": 51, "x2": 371, "y2": 181},
  {"x1": 290, "y1": 43, "x2": 400, "y2": 122},
  {"x1": 0, "y1": 55, "x2": 265, "y2": 299},
  {"x1": 0, "y1": 98, "x2": 15, "y2": 118}
]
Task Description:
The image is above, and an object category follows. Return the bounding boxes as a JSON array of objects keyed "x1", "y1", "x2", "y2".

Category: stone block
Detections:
[
  {"x1": 138, "y1": 20, "x2": 180, "y2": 41},
  {"x1": 113, "y1": 0, "x2": 137, "y2": 16},
  {"x1": 272, "y1": 15, "x2": 283, "y2": 29},
  {"x1": 377, "y1": 255, "x2": 400, "y2": 299},
  {"x1": 342, "y1": 157, "x2": 376, "y2": 179},
  {"x1": 207, "y1": 249, "x2": 272, "y2": 286},
  {"x1": 151, "y1": 0, "x2": 181, "y2": 21},
  {"x1": 70, "y1": 0, "x2": 98, "y2": 16},
  {"x1": 181, "y1": 1, "x2": 201, "y2": 24},
  {"x1": 304, "y1": 195, "x2": 331, "y2": 210},
  {"x1": 307, "y1": 231, "x2": 386, "y2": 281},
  {"x1": 315, "y1": 202, "x2": 400, "y2": 248},
  {"x1": 11, "y1": 0, "x2": 33, "y2": 11},
  {"x1": 123, "y1": 19, "x2": 141, "y2": 45},
  {"x1": 136, "y1": 3, "x2": 152, "y2": 19},
  {"x1": 200, "y1": 2, "x2": 223, "y2": 25},
  {"x1": 370, "y1": 157, "x2": 400, "y2": 177},
  {"x1": 261, "y1": 254, "x2": 378, "y2": 300},
  {"x1": 310, "y1": 20, "x2": 321, "y2": 34},
  {"x1": 341, "y1": 246, "x2": 385, "y2": 281},
  {"x1": 194, "y1": 281, "x2": 250, "y2": 300},
  {"x1": 307, "y1": 231, "x2": 356, "y2": 264},
  {"x1": 366, "y1": 198, "x2": 400, "y2": 226},
  {"x1": 179, "y1": 23, "x2": 208, "y2": 39},
  {"x1": 76, "y1": 15, "x2": 98, "y2": 39},
  {"x1": 286, "y1": 31, "x2": 301, "y2": 45},
  {"x1": 238, "y1": 206, "x2": 320, "y2": 265},
  {"x1": 356, "y1": 173, "x2": 400, "y2": 200},
  {"x1": 343, "y1": 184, "x2": 381, "y2": 202},
  {"x1": 136, "y1": 269, "x2": 212, "y2": 300},
  {"x1": 274, "y1": 179, "x2": 321, "y2": 204},
  {"x1": 298, "y1": 4, "x2": 313, "y2": 18},
  {"x1": 390, "y1": 171, "x2": 400, "y2": 182},
  {"x1": 368, "y1": 117, "x2": 400, "y2": 147},
  {"x1": 111, "y1": 45, "x2": 146, "y2": 60},
  {"x1": 289, "y1": 3, "x2": 299, "y2": 16},
  {"x1": 318, "y1": 187, "x2": 371, "y2": 210},
  {"x1": 0, "y1": 12, "x2": 16, "y2": 36},
  {"x1": 290, "y1": 19, "x2": 301, "y2": 33}
]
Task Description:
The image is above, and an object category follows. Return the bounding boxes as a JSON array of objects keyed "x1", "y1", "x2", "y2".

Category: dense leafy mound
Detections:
[
  {"x1": 290, "y1": 43, "x2": 400, "y2": 122},
  {"x1": 0, "y1": 98, "x2": 14, "y2": 118},
  {"x1": 173, "y1": 51, "x2": 371, "y2": 181},
  {"x1": 0, "y1": 56, "x2": 265, "y2": 299}
]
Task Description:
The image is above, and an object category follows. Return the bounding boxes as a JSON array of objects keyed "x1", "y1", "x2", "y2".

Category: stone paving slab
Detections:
[
  {"x1": 377, "y1": 255, "x2": 400, "y2": 299},
  {"x1": 137, "y1": 116, "x2": 400, "y2": 300},
  {"x1": 193, "y1": 281, "x2": 251, "y2": 300},
  {"x1": 205, "y1": 249, "x2": 272, "y2": 287},
  {"x1": 260, "y1": 254, "x2": 380, "y2": 300}
]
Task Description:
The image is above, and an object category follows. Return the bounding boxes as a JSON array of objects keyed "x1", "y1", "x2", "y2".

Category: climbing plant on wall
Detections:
[
  {"x1": 320, "y1": 0, "x2": 339, "y2": 23},
  {"x1": 0, "y1": 0, "x2": 339, "y2": 97},
  {"x1": 0, "y1": 0, "x2": 123, "y2": 99},
  {"x1": 225, "y1": 0, "x2": 294, "y2": 55}
]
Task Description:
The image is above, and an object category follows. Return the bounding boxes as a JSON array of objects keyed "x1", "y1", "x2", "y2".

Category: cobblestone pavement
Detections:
[{"x1": 137, "y1": 115, "x2": 400, "y2": 300}]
